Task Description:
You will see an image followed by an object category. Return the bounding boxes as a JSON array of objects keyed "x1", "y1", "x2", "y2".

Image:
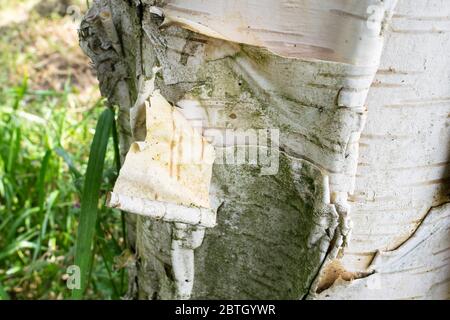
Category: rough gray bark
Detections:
[{"x1": 79, "y1": 0, "x2": 449, "y2": 300}]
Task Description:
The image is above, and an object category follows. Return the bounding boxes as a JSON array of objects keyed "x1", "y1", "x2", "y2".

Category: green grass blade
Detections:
[
  {"x1": 32, "y1": 190, "x2": 59, "y2": 262},
  {"x1": 111, "y1": 117, "x2": 121, "y2": 175},
  {"x1": 72, "y1": 108, "x2": 114, "y2": 299},
  {"x1": 54, "y1": 146, "x2": 82, "y2": 179},
  {"x1": 28, "y1": 149, "x2": 52, "y2": 262},
  {"x1": 0, "y1": 282, "x2": 9, "y2": 300},
  {"x1": 6, "y1": 127, "x2": 21, "y2": 174},
  {"x1": 5, "y1": 207, "x2": 39, "y2": 243},
  {"x1": 111, "y1": 113, "x2": 127, "y2": 294},
  {"x1": 12, "y1": 76, "x2": 28, "y2": 111},
  {"x1": 36, "y1": 150, "x2": 52, "y2": 212},
  {"x1": 0, "y1": 240, "x2": 38, "y2": 261}
]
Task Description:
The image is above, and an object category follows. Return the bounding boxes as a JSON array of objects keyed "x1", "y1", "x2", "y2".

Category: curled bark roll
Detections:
[{"x1": 106, "y1": 192, "x2": 217, "y2": 228}]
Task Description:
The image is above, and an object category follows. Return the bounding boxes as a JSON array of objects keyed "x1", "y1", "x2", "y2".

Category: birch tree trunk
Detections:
[{"x1": 80, "y1": 0, "x2": 450, "y2": 300}]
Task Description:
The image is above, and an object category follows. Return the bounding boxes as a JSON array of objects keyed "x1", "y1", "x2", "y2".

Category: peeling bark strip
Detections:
[
  {"x1": 80, "y1": 0, "x2": 449, "y2": 300},
  {"x1": 162, "y1": 0, "x2": 398, "y2": 66},
  {"x1": 107, "y1": 86, "x2": 215, "y2": 298},
  {"x1": 107, "y1": 192, "x2": 216, "y2": 228}
]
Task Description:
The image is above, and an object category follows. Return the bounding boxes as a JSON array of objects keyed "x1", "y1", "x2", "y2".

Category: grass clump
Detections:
[{"x1": 0, "y1": 0, "x2": 128, "y2": 299}]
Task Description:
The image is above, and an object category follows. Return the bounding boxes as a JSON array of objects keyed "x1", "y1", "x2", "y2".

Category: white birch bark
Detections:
[
  {"x1": 79, "y1": 0, "x2": 449, "y2": 300},
  {"x1": 314, "y1": 0, "x2": 450, "y2": 299}
]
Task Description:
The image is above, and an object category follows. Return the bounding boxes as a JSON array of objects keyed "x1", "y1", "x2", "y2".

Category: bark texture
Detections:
[
  {"x1": 315, "y1": 0, "x2": 450, "y2": 299},
  {"x1": 79, "y1": 0, "x2": 449, "y2": 300}
]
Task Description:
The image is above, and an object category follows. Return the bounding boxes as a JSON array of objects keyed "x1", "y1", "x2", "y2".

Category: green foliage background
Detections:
[{"x1": 0, "y1": 0, "x2": 127, "y2": 299}]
